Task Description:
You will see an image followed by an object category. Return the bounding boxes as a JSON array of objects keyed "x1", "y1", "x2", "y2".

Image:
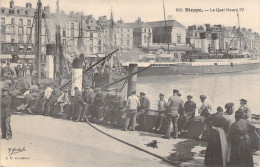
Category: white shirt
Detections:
[
  {"x1": 127, "y1": 95, "x2": 140, "y2": 110},
  {"x1": 44, "y1": 87, "x2": 53, "y2": 99}
]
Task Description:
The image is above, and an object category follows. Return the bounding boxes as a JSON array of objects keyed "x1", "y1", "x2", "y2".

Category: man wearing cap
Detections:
[
  {"x1": 223, "y1": 103, "x2": 235, "y2": 126},
  {"x1": 154, "y1": 93, "x2": 167, "y2": 132},
  {"x1": 136, "y1": 92, "x2": 150, "y2": 126},
  {"x1": 91, "y1": 88, "x2": 104, "y2": 120},
  {"x1": 183, "y1": 95, "x2": 196, "y2": 133},
  {"x1": 124, "y1": 90, "x2": 140, "y2": 131},
  {"x1": 41, "y1": 84, "x2": 53, "y2": 114},
  {"x1": 1, "y1": 88, "x2": 12, "y2": 140},
  {"x1": 163, "y1": 89, "x2": 184, "y2": 139},
  {"x1": 204, "y1": 106, "x2": 229, "y2": 167},
  {"x1": 198, "y1": 95, "x2": 212, "y2": 139},
  {"x1": 111, "y1": 89, "x2": 124, "y2": 124},
  {"x1": 102, "y1": 89, "x2": 115, "y2": 123},
  {"x1": 79, "y1": 87, "x2": 95, "y2": 121},
  {"x1": 236, "y1": 99, "x2": 251, "y2": 121},
  {"x1": 44, "y1": 85, "x2": 62, "y2": 116}
]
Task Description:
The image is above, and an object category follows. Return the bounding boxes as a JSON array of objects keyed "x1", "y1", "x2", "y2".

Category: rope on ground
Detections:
[{"x1": 85, "y1": 119, "x2": 180, "y2": 167}]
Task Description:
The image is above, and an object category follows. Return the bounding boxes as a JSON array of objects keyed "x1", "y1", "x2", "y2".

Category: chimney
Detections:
[
  {"x1": 26, "y1": 2, "x2": 32, "y2": 8},
  {"x1": 10, "y1": 0, "x2": 14, "y2": 8},
  {"x1": 211, "y1": 33, "x2": 219, "y2": 52},
  {"x1": 233, "y1": 26, "x2": 236, "y2": 30},
  {"x1": 167, "y1": 15, "x2": 172, "y2": 20},
  {"x1": 200, "y1": 32, "x2": 208, "y2": 53},
  {"x1": 248, "y1": 29, "x2": 252, "y2": 32},
  {"x1": 242, "y1": 28, "x2": 246, "y2": 31}
]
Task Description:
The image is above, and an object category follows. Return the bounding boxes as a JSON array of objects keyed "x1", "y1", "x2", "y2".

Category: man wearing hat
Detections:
[
  {"x1": 1, "y1": 88, "x2": 12, "y2": 140},
  {"x1": 124, "y1": 90, "x2": 140, "y2": 131},
  {"x1": 236, "y1": 99, "x2": 251, "y2": 121},
  {"x1": 163, "y1": 89, "x2": 184, "y2": 139},
  {"x1": 182, "y1": 95, "x2": 197, "y2": 133},
  {"x1": 41, "y1": 84, "x2": 53, "y2": 114},
  {"x1": 45, "y1": 85, "x2": 62, "y2": 116},
  {"x1": 154, "y1": 93, "x2": 167, "y2": 132},
  {"x1": 198, "y1": 95, "x2": 212, "y2": 139}
]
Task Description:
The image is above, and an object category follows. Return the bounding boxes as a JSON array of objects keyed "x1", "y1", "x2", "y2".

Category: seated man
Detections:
[
  {"x1": 91, "y1": 88, "x2": 104, "y2": 120},
  {"x1": 41, "y1": 84, "x2": 53, "y2": 114},
  {"x1": 44, "y1": 85, "x2": 62, "y2": 116},
  {"x1": 56, "y1": 90, "x2": 70, "y2": 115},
  {"x1": 183, "y1": 95, "x2": 196, "y2": 133}
]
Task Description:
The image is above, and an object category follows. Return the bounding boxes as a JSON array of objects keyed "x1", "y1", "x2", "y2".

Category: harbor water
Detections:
[{"x1": 136, "y1": 69, "x2": 260, "y2": 115}]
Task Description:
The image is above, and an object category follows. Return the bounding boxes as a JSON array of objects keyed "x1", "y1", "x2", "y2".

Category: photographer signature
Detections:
[{"x1": 8, "y1": 147, "x2": 26, "y2": 156}]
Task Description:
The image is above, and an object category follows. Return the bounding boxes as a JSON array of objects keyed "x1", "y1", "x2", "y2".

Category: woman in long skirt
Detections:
[{"x1": 229, "y1": 111, "x2": 255, "y2": 167}]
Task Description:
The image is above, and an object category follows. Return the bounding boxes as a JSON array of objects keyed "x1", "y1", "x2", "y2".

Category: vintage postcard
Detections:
[{"x1": 1, "y1": 0, "x2": 260, "y2": 166}]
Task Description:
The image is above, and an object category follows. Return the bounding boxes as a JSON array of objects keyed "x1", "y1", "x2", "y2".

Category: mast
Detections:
[
  {"x1": 109, "y1": 7, "x2": 114, "y2": 68},
  {"x1": 237, "y1": 12, "x2": 242, "y2": 49},
  {"x1": 35, "y1": 0, "x2": 42, "y2": 82},
  {"x1": 163, "y1": 0, "x2": 169, "y2": 52}
]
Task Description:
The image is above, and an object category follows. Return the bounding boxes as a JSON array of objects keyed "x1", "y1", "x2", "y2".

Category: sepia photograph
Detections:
[{"x1": 0, "y1": 0, "x2": 260, "y2": 166}]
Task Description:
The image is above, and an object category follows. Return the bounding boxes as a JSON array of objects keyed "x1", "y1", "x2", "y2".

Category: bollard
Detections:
[{"x1": 127, "y1": 63, "x2": 138, "y2": 97}]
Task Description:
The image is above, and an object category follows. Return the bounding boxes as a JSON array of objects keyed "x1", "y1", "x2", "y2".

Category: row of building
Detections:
[{"x1": 1, "y1": 0, "x2": 260, "y2": 61}]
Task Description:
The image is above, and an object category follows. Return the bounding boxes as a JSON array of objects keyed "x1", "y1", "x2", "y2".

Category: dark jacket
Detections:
[
  {"x1": 184, "y1": 100, "x2": 196, "y2": 116},
  {"x1": 1, "y1": 94, "x2": 12, "y2": 117},
  {"x1": 139, "y1": 96, "x2": 150, "y2": 111}
]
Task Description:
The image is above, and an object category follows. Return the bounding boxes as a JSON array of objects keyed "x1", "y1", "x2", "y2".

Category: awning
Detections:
[
  {"x1": 19, "y1": 46, "x2": 24, "y2": 48},
  {"x1": 27, "y1": 46, "x2": 32, "y2": 49},
  {"x1": 0, "y1": 54, "x2": 12, "y2": 59}
]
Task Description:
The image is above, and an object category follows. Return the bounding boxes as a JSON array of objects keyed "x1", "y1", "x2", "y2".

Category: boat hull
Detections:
[{"x1": 137, "y1": 61, "x2": 260, "y2": 76}]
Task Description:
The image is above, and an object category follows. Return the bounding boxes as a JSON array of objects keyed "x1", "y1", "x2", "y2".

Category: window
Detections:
[
  {"x1": 1, "y1": 25, "x2": 5, "y2": 35},
  {"x1": 26, "y1": 27, "x2": 31, "y2": 35},
  {"x1": 27, "y1": 19, "x2": 31, "y2": 26},
  {"x1": 71, "y1": 31, "x2": 74, "y2": 38},
  {"x1": 17, "y1": 10, "x2": 20, "y2": 14},
  {"x1": 127, "y1": 29, "x2": 130, "y2": 32},
  {"x1": 71, "y1": 23, "x2": 74, "y2": 30},
  {"x1": 98, "y1": 33, "x2": 101, "y2": 38},
  {"x1": 127, "y1": 40, "x2": 129, "y2": 46},
  {"x1": 18, "y1": 27, "x2": 23, "y2": 35},
  {"x1": 177, "y1": 36, "x2": 181, "y2": 44},
  {"x1": 144, "y1": 35, "x2": 146, "y2": 43},
  {"x1": 174, "y1": 53, "x2": 178, "y2": 59},
  {"x1": 1, "y1": 18, "x2": 5, "y2": 24},
  {"x1": 90, "y1": 39, "x2": 93, "y2": 46},
  {"x1": 1, "y1": 8, "x2": 4, "y2": 13},
  {"x1": 25, "y1": 11, "x2": 28, "y2": 15},
  {"x1": 98, "y1": 46, "x2": 101, "y2": 53},
  {"x1": 19, "y1": 19, "x2": 23, "y2": 26},
  {"x1": 98, "y1": 40, "x2": 101, "y2": 45},
  {"x1": 90, "y1": 33, "x2": 93, "y2": 38},
  {"x1": 121, "y1": 29, "x2": 123, "y2": 32},
  {"x1": 121, "y1": 34, "x2": 123, "y2": 39},
  {"x1": 127, "y1": 34, "x2": 129, "y2": 38},
  {"x1": 144, "y1": 29, "x2": 146, "y2": 33},
  {"x1": 11, "y1": 18, "x2": 15, "y2": 25},
  {"x1": 90, "y1": 47, "x2": 93, "y2": 54},
  {"x1": 63, "y1": 39, "x2": 66, "y2": 46},
  {"x1": 11, "y1": 26, "x2": 15, "y2": 34},
  {"x1": 62, "y1": 30, "x2": 66, "y2": 37}
]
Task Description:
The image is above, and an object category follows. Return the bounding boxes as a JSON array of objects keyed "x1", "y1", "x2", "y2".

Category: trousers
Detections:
[{"x1": 124, "y1": 110, "x2": 137, "y2": 131}]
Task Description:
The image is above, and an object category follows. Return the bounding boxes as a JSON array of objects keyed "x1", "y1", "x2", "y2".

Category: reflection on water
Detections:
[{"x1": 137, "y1": 69, "x2": 260, "y2": 114}]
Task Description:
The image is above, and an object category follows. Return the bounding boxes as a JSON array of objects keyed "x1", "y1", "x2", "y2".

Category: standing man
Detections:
[
  {"x1": 73, "y1": 87, "x2": 83, "y2": 121},
  {"x1": 79, "y1": 87, "x2": 94, "y2": 121},
  {"x1": 29, "y1": 64, "x2": 34, "y2": 76},
  {"x1": 155, "y1": 93, "x2": 167, "y2": 132},
  {"x1": 163, "y1": 89, "x2": 184, "y2": 139},
  {"x1": 123, "y1": 90, "x2": 140, "y2": 131},
  {"x1": 136, "y1": 92, "x2": 150, "y2": 123},
  {"x1": 41, "y1": 84, "x2": 53, "y2": 114},
  {"x1": 91, "y1": 88, "x2": 104, "y2": 120},
  {"x1": 236, "y1": 99, "x2": 251, "y2": 121},
  {"x1": 183, "y1": 95, "x2": 196, "y2": 133},
  {"x1": 1, "y1": 88, "x2": 12, "y2": 140},
  {"x1": 198, "y1": 95, "x2": 212, "y2": 139}
]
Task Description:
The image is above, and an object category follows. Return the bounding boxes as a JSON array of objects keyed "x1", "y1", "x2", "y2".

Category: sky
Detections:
[{"x1": 1, "y1": 0, "x2": 260, "y2": 33}]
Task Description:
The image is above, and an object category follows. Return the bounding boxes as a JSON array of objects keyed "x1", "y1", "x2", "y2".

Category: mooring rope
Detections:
[{"x1": 85, "y1": 119, "x2": 179, "y2": 167}]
